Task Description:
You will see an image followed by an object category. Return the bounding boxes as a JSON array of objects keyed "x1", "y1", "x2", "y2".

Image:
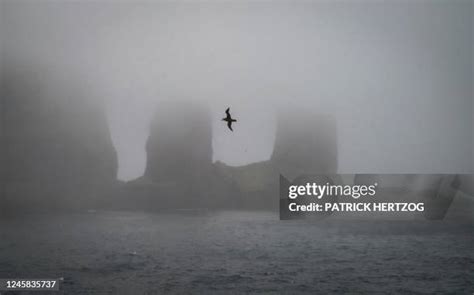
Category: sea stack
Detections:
[
  {"x1": 271, "y1": 108, "x2": 338, "y2": 178},
  {"x1": 2, "y1": 61, "x2": 118, "y2": 212},
  {"x1": 144, "y1": 100, "x2": 213, "y2": 206}
]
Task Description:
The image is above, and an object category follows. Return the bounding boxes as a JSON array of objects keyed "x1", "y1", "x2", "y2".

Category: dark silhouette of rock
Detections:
[
  {"x1": 213, "y1": 160, "x2": 277, "y2": 209},
  {"x1": 271, "y1": 109, "x2": 338, "y2": 179},
  {"x1": 2, "y1": 61, "x2": 118, "y2": 212},
  {"x1": 211, "y1": 109, "x2": 339, "y2": 210},
  {"x1": 144, "y1": 100, "x2": 213, "y2": 207},
  {"x1": 123, "y1": 103, "x2": 339, "y2": 211}
]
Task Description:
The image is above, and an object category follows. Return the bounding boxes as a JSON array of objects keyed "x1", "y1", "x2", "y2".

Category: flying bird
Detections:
[{"x1": 222, "y1": 107, "x2": 237, "y2": 131}]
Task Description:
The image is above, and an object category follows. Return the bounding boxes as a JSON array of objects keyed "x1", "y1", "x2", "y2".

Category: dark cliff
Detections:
[
  {"x1": 271, "y1": 109, "x2": 338, "y2": 179},
  {"x1": 143, "y1": 100, "x2": 213, "y2": 207},
  {"x1": 2, "y1": 61, "x2": 118, "y2": 212}
]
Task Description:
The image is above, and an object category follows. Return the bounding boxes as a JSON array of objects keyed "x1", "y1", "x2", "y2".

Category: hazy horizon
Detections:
[{"x1": 2, "y1": 1, "x2": 472, "y2": 181}]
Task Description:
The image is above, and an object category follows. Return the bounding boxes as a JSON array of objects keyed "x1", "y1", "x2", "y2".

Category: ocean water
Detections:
[{"x1": 0, "y1": 211, "x2": 472, "y2": 294}]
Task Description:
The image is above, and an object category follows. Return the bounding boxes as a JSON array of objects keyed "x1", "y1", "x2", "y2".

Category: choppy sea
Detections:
[{"x1": 0, "y1": 211, "x2": 472, "y2": 294}]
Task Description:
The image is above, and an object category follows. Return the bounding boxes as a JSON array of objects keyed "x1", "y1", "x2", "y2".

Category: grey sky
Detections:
[{"x1": 2, "y1": 1, "x2": 472, "y2": 181}]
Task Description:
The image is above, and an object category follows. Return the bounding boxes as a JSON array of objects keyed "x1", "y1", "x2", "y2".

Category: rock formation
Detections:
[
  {"x1": 212, "y1": 109, "x2": 339, "y2": 210},
  {"x1": 213, "y1": 160, "x2": 277, "y2": 209},
  {"x1": 271, "y1": 109, "x2": 338, "y2": 179},
  {"x1": 144, "y1": 100, "x2": 213, "y2": 207},
  {"x1": 2, "y1": 61, "x2": 118, "y2": 212},
  {"x1": 126, "y1": 104, "x2": 339, "y2": 211}
]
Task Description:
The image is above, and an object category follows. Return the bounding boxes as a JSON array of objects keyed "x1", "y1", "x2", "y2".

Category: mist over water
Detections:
[
  {"x1": 2, "y1": 1, "x2": 472, "y2": 181},
  {"x1": 0, "y1": 2, "x2": 473, "y2": 294},
  {"x1": 1, "y1": 211, "x2": 473, "y2": 294}
]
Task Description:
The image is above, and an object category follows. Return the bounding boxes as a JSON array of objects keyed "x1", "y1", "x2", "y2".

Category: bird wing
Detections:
[
  {"x1": 227, "y1": 121, "x2": 233, "y2": 131},
  {"x1": 225, "y1": 108, "x2": 230, "y2": 116}
]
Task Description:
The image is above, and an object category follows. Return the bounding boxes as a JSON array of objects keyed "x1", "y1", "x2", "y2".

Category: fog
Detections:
[
  {"x1": 1, "y1": 4, "x2": 473, "y2": 293},
  {"x1": 1, "y1": 1, "x2": 472, "y2": 182}
]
